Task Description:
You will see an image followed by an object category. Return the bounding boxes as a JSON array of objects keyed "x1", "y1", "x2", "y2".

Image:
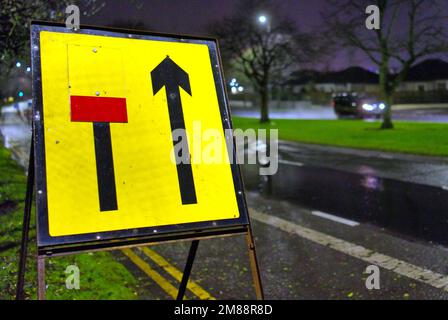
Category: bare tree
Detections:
[
  {"x1": 211, "y1": 0, "x2": 316, "y2": 123},
  {"x1": 325, "y1": 0, "x2": 448, "y2": 129},
  {"x1": 0, "y1": 0, "x2": 142, "y2": 76},
  {"x1": 0, "y1": 1, "x2": 105, "y2": 75}
]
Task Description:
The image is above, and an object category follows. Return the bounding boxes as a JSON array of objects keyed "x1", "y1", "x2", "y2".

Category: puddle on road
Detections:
[{"x1": 242, "y1": 163, "x2": 448, "y2": 246}]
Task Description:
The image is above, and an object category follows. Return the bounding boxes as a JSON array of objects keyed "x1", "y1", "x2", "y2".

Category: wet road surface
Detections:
[
  {"x1": 253, "y1": 141, "x2": 448, "y2": 245},
  {"x1": 2, "y1": 113, "x2": 448, "y2": 299},
  {"x1": 119, "y1": 189, "x2": 448, "y2": 299},
  {"x1": 278, "y1": 141, "x2": 448, "y2": 188},
  {"x1": 233, "y1": 105, "x2": 448, "y2": 122},
  {"x1": 233, "y1": 106, "x2": 337, "y2": 120},
  {"x1": 393, "y1": 108, "x2": 448, "y2": 123},
  {"x1": 118, "y1": 143, "x2": 448, "y2": 299},
  {"x1": 244, "y1": 163, "x2": 448, "y2": 246}
]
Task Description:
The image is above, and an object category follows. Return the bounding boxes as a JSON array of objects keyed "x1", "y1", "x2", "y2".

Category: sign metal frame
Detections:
[
  {"x1": 30, "y1": 21, "x2": 250, "y2": 250},
  {"x1": 16, "y1": 21, "x2": 263, "y2": 301}
]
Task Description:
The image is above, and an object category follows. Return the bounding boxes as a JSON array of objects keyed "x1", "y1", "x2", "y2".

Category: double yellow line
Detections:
[{"x1": 122, "y1": 247, "x2": 215, "y2": 300}]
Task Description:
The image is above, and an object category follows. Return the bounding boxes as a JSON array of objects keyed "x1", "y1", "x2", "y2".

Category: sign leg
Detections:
[
  {"x1": 37, "y1": 255, "x2": 46, "y2": 300},
  {"x1": 176, "y1": 240, "x2": 199, "y2": 300},
  {"x1": 16, "y1": 140, "x2": 34, "y2": 300},
  {"x1": 246, "y1": 227, "x2": 264, "y2": 300}
]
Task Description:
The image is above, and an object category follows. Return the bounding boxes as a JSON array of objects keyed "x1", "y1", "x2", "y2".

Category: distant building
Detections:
[
  {"x1": 288, "y1": 67, "x2": 379, "y2": 94},
  {"x1": 288, "y1": 59, "x2": 448, "y2": 95},
  {"x1": 396, "y1": 59, "x2": 448, "y2": 92}
]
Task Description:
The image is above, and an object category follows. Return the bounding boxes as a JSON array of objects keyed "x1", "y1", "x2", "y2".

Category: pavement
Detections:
[{"x1": 2, "y1": 112, "x2": 448, "y2": 299}]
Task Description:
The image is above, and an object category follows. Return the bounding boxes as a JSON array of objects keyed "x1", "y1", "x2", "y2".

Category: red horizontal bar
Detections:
[{"x1": 70, "y1": 96, "x2": 128, "y2": 123}]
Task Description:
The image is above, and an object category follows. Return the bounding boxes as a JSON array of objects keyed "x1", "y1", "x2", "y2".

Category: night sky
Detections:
[
  {"x1": 82, "y1": 0, "x2": 446, "y2": 71},
  {"x1": 86, "y1": 0, "x2": 327, "y2": 33}
]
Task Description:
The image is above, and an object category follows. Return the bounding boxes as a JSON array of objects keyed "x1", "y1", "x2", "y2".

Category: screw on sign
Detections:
[{"x1": 70, "y1": 95, "x2": 128, "y2": 211}]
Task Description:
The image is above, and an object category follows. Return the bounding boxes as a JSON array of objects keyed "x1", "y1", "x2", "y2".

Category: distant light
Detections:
[
  {"x1": 258, "y1": 15, "x2": 267, "y2": 24},
  {"x1": 379, "y1": 103, "x2": 386, "y2": 110},
  {"x1": 238, "y1": 86, "x2": 244, "y2": 92},
  {"x1": 230, "y1": 78, "x2": 241, "y2": 89},
  {"x1": 18, "y1": 91, "x2": 24, "y2": 98},
  {"x1": 26, "y1": 67, "x2": 31, "y2": 72},
  {"x1": 16, "y1": 62, "x2": 21, "y2": 68},
  {"x1": 362, "y1": 103, "x2": 374, "y2": 111}
]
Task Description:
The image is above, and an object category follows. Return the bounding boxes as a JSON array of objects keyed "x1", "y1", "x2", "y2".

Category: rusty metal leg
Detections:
[
  {"x1": 37, "y1": 256, "x2": 46, "y2": 300},
  {"x1": 246, "y1": 227, "x2": 264, "y2": 300},
  {"x1": 16, "y1": 140, "x2": 34, "y2": 300}
]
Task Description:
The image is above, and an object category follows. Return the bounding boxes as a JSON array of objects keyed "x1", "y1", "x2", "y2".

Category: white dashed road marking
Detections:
[
  {"x1": 279, "y1": 159, "x2": 304, "y2": 167},
  {"x1": 311, "y1": 210, "x2": 360, "y2": 227},
  {"x1": 251, "y1": 209, "x2": 448, "y2": 291}
]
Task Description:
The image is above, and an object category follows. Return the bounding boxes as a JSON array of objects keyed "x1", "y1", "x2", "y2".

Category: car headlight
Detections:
[{"x1": 362, "y1": 103, "x2": 374, "y2": 111}]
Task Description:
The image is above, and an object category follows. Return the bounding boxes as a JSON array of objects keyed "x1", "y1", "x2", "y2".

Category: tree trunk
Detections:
[
  {"x1": 260, "y1": 88, "x2": 269, "y2": 123},
  {"x1": 381, "y1": 95, "x2": 394, "y2": 129},
  {"x1": 379, "y1": 56, "x2": 394, "y2": 129}
]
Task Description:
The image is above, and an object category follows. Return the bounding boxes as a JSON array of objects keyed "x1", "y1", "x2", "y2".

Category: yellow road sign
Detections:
[{"x1": 31, "y1": 23, "x2": 248, "y2": 248}]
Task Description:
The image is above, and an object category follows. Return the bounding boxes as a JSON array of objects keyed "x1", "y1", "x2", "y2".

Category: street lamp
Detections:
[
  {"x1": 258, "y1": 15, "x2": 267, "y2": 24},
  {"x1": 257, "y1": 14, "x2": 271, "y2": 32}
]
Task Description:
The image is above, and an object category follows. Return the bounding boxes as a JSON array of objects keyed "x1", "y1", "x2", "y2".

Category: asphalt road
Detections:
[
  {"x1": 2, "y1": 113, "x2": 448, "y2": 299},
  {"x1": 393, "y1": 107, "x2": 448, "y2": 122},
  {"x1": 233, "y1": 105, "x2": 448, "y2": 122},
  {"x1": 120, "y1": 144, "x2": 448, "y2": 300}
]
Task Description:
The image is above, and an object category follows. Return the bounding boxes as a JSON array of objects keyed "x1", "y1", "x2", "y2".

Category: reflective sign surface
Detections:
[{"x1": 31, "y1": 23, "x2": 248, "y2": 248}]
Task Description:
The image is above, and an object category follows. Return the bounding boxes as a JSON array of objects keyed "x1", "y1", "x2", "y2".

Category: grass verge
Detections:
[
  {"x1": 0, "y1": 145, "x2": 138, "y2": 300},
  {"x1": 232, "y1": 117, "x2": 448, "y2": 157}
]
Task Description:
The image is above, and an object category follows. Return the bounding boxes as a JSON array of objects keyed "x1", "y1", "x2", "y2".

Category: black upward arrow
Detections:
[{"x1": 151, "y1": 56, "x2": 197, "y2": 205}]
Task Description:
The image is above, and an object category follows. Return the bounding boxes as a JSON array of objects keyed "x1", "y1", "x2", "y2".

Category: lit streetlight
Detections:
[{"x1": 257, "y1": 14, "x2": 271, "y2": 32}]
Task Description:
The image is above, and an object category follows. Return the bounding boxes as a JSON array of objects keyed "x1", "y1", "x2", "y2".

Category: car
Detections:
[{"x1": 332, "y1": 93, "x2": 386, "y2": 119}]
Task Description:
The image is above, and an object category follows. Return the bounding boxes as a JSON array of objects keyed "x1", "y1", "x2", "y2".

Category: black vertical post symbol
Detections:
[
  {"x1": 151, "y1": 56, "x2": 197, "y2": 205},
  {"x1": 70, "y1": 95, "x2": 128, "y2": 211},
  {"x1": 93, "y1": 122, "x2": 118, "y2": 211}
]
